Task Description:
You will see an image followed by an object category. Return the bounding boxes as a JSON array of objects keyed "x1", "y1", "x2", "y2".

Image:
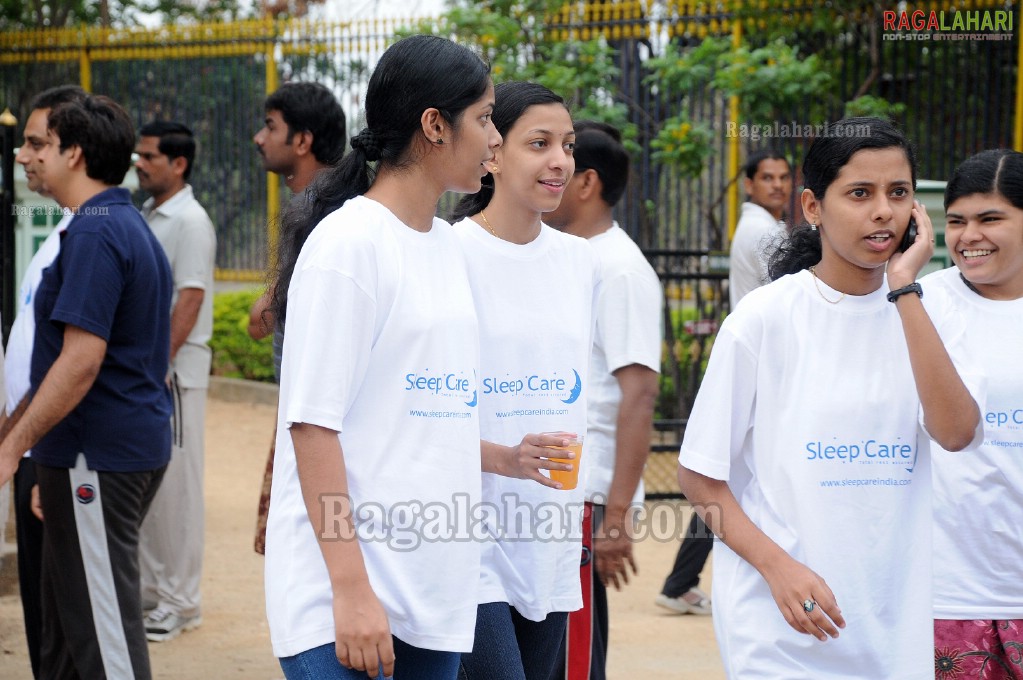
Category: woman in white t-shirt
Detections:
[
  {"x1": 677, "y1": 117, "x2": 982, "y2": 679},
  {"x1": 924, "y1": 149, "x2": 1023, "y2": 679},
  {"x1": 449, "y1": 81, "x2": 599, "y2": 680},
  {"x1": 263, "y1": 35, "x2": 504, "y2": 680}
]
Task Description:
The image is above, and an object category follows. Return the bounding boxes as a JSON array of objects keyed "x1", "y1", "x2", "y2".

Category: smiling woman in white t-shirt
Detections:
[
  {"x1": 449, "y1": 81, "x2": 600, "y2": 680},
  {"x1": 677, "y1": 117, "x2": 982, "y2": 679},
  {"x1": 924, "y1": 149, "x2": 1023, "y2": 679},
  {"x1": 263, "y1": 35, "x2": 504, "y2": 680}
]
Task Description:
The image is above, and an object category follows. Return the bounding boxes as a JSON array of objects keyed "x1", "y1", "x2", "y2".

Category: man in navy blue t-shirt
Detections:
[{"x1": 0, "y1": 94, "x2": 172, "y2": 680}]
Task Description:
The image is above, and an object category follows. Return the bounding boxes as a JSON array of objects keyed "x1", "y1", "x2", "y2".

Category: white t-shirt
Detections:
[
  {"x1": 452, "y1": 217, "x2": 599, "y2": 621},
  {"x1": 142, "y1": 186, "x2": 216, "y2": 388},
  {"x1": 265, "y1": 196, "x2": 482, "y2": 656},
  {"x1": 680, "y1": 271, "x2": 934, "y2": 679},
  {"x1": 582, "y1": 224, "x2": 661, "y2": 503},
  {"x1": 5, "y1": 214, "x2": 70, "y2": 417},
  {"x1": 924, "y1": 266, "x2": 1023, "y2": 620},
  {"x1": 729, "y1": 202, "x2": 786, "y2": 307}
]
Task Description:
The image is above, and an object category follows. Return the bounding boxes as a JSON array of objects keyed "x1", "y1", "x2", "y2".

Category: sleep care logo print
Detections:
[
  {"x1": 804, "y1": 436, "x2": 919, "y2": 473},
  {"x1": 404, "y1": 368, "x2": 477, "y2": 405},
  {"x1": 481, "y1": 368, "x2": 582, "y2": 404}
]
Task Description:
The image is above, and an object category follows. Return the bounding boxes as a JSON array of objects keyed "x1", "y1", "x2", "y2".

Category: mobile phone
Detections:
[{"x1": 898, "y1": 218, "x2": 918, "y2": 253}]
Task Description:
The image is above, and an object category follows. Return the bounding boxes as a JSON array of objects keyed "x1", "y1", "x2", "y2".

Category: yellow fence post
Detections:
[
  {"x1": 1015, "y1": 28, "x2": 1023, "y2": 151},
  {"x1": 726, "y1": 7, "x2": 742, "y2": 243},
  {"x1": 265, "y1": 21, "x2": 280, "y2": 273},
  {"x1": 79, "y1": 31, "x2": 92, "y2": 92}
]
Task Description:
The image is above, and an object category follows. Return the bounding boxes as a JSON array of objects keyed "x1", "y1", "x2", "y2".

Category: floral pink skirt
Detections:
[{"x1": 935, "y1": 619, "x2": 1023, "y2": 680}]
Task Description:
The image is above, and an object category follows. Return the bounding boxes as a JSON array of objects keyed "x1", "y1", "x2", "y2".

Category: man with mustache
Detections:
[
  {"x1": 248, "y1": 82, "x2": 346, "y2": 554},
  {"x1": 134, "y1": 120, "x2": 216, "y2": 642},
  {"x1": 728, "y1": 150, "x2": 794, "y2": 307}
]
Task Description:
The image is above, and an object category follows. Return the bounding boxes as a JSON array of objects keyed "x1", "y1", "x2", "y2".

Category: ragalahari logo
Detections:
[{"x1": 883, "y1": 8, "x2": 1014, "y2": 41}]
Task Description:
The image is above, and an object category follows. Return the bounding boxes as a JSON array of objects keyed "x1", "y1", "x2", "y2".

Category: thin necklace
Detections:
[
  {"x1": 480, "y1": 210, "x2": 500, "y2": 239},
  {"x1": 808, "y1": 266, "x2": 846, "y2": 304}
]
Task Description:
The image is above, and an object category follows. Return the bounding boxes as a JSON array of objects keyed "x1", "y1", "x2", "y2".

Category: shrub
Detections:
[{"x1": 210, "y1": 288, "x2": 276, "y2": 382}]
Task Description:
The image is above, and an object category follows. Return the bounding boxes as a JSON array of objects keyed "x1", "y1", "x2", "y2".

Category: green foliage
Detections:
[
  {"x1": 645, "y1": 35, "x2": 832, "y2": 177},
  {"x1": 644, "y1": 36, "x2": 730, "y2": 93},
  {"x1": 650, "y1": 114, "x2": 714, "y2": 180},
  {"x1": 656, "y1": 304, "x2": 719, "y2": 420},
  {"x1": 714, "y1": 40, "x2": 832, "y2": 123},
  {"x1": 844, "y1": 95, "x2": 907, "y2": 121},
  {"x1": 648, "y1": 35, "x2": 833, "y2": 121},
  {"x1": 210, "y1": 289, "x2": 276, "y2": 383}
]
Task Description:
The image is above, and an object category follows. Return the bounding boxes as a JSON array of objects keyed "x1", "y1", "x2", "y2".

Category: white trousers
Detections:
[{"x1": 139, "y1": 382, "x2": 206, "y2": 617}]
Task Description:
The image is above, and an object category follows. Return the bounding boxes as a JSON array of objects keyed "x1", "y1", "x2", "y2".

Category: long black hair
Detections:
[
  {"x1": 768, "y1": 117, "x2": 917, "y2": 280},
  {"x1": 271, "y1": 35, "x2": 491, "y2": 325},
  {"x1": 451, "y1": 81, "x2": 567, "y2": 221},
  {"x1": 945, "y1": 149, "x2": 1023, "y2": 211}
]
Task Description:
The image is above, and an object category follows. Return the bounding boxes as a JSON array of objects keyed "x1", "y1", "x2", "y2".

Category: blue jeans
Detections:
[
  {"x1": 280, "y1": 639, "x2": 460, "y2": 680},
  {"x1": 459, "y1": 603, "x2": 568, "y2": 680}
]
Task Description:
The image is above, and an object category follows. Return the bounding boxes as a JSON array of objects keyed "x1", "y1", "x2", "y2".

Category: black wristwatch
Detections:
[{"x1": 887, "y1": 282, "x2": 923, "y2": 303}]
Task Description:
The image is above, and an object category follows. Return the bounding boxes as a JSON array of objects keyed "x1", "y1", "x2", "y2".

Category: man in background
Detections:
[
  {"x1": 2, "y1": 83, "x2": 87, "y2": 679},
  {"x1": 728, "y1": 150, "x2": 793, "y2": 307},
  {"x1": 135, "y1": 120, "x2": 217, "y2": 642},
  {"x1": 547, "y1": 121, "x2": 663, "y2": 680},
  {"x1": 0, "y1": 93, "x2": 172, "y2": 680},
  {"x1": 248, "y1": 82, "x2": 346, "y2": 553},
  {"x1": 252, "y1": 81, "x2": 346, "y2": 194}
]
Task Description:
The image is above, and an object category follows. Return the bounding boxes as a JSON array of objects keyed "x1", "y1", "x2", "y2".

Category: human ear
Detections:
[
  {"x1": 294, "y1": 130, "x2": 314, "y2": 156},
  {"x1": 171, "y1": 155, "x2": 189, "y2": 177},
  {"x1": 577, "y1": 169, "x2": 600, "y2": 201},
  {"x1": 420, "y1": 108, "x2": 446, "y2": 146},
  {"x1": 65, "y1": 144, "x2": 85, "y2": 170},
  {"x1": 800, "y1": 187, "x2": 820, "y2": 225}
]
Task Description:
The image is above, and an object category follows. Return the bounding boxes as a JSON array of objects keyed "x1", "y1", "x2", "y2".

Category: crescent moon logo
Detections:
[
  {"x1": 465, "y1": 389, "x2": 478, "y2": 407},
  {"x1": 561, "y1": 369, "x2": 582, "y2": 404}
]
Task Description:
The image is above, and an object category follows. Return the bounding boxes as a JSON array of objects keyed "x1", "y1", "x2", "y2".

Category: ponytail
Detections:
[
  {"x1": 270, "y1": 148, "x2": 373, "y2": 326},
  {"x1": 767, "y1": 224, "x2": 821, "y2": 280}
]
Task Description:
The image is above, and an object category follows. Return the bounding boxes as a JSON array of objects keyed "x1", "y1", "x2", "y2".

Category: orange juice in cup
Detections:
[{"x1": 544, "y1": 434, "x2": 584, "y2": 490}]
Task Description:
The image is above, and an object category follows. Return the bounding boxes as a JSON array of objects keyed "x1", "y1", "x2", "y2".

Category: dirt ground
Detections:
[{"x1": 0, "y1": 396, "x2": 723, "y2": 680}]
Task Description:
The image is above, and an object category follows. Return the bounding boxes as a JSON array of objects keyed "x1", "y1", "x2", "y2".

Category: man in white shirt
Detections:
[
  {"x1": 546, "y1": 121, "x2": 662, "y2": 680},
  {"x1": 728, "y1": 150, "x2": 793, "y2": 307},
  {"x1": 2, "y1": 84, "x2": 86, "y2": 680},
  {"x1": 135, "y1": 120, "x2": 216, "y2": 642}
]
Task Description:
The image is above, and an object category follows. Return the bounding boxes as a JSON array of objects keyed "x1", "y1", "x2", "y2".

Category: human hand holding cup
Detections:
[{"x1": 541, "y1": 432, "x2": 584, "y2": 490}]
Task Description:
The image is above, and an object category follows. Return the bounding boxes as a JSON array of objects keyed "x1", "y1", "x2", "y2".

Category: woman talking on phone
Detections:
[{"x1": 677, "y1": 117, "x2": 981, "y2": 678}]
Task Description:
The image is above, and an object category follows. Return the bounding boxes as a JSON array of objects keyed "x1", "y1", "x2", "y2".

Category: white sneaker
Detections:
[
  {"x1": 655, "y1": 588, "x2": 713, "y2": 615},
  {"x1": 655, "y1": 593, "x2": 691, "y2": 614},
  {"x1": 144, "y1": 606, "x2": 202, "y2": 642}
]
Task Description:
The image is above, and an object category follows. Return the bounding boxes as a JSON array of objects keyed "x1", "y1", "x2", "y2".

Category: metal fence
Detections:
[{"x1": 1, "y1": 2, "x2": 1018, "y2": 493}]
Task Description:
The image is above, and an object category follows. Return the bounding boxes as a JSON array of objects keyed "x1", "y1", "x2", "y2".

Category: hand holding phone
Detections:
[{"x1": 898, "y1": 218, "x2": 918, "y2": 253}]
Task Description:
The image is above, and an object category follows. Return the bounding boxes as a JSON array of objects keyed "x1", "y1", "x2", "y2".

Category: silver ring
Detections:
[{"x1": 803, "y1": 598, "x2": 815, "y2": 613}]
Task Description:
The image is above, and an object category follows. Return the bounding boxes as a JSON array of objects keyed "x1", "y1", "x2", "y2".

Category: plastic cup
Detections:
[{"x1": 544, "y1": 434, "x2": 584, "y2": 491}]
